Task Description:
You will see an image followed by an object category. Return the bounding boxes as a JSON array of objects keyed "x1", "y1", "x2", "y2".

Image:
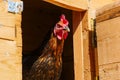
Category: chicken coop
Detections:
[{"x1": 0, "y1": 0, "x2": 120, "y2": 80}]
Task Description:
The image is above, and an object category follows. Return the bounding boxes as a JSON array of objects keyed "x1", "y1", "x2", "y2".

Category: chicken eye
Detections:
[{"x1": 57, "y1": 24, "x2": 62, "y2": 28}]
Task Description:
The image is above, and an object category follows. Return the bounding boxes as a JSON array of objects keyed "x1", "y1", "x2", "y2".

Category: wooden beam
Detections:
[
  {"x1": 73, "y1": 11, "x2": 84, "y2": 80},
  {"x1": 44, "y1": 0, "x2": 87, "y2": 11},
  {"x1": 96, "y1": 1, "x2": 120, "y2": 23}
]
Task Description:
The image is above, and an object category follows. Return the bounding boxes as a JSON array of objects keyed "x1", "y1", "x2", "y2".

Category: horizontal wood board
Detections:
[{"x1": 96, "y1": 17, "x2": 120, "y2": 65}]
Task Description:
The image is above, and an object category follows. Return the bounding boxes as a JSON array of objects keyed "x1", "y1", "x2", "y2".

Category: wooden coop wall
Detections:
[
  {"x1": 0, "y1": 0, "x2": 22, "y2": 80},
  {"x1": 96, "y1": 1, "x2": 120, "y2": 80}
]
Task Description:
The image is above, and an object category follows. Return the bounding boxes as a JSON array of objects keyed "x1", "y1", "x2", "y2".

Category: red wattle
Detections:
[
  {"x1": 56, "y1": 30, "x2": 68, "y2": 40},
  {"x1": 63, "y1": 32, "x2": 68, "y2": 40}
]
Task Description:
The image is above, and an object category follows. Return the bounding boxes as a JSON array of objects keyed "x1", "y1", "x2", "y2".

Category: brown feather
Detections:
[{"x1": 28, "y1": 33, "x2": 64, "y2": 80}]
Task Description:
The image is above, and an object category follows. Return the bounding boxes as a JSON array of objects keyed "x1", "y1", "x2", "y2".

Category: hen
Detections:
[{"x1": 28, "y1": 14, "x2": 70, "y2": 80}]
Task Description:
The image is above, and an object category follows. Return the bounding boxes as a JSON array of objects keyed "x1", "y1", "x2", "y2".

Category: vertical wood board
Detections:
[{"x1": 73, "y1": 11, "x2": 84, "y2": 80}]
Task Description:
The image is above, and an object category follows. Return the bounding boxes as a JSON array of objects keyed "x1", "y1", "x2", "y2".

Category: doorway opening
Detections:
[{"x1": 22, "y1": 0, "x2": 74, "y2": 80}]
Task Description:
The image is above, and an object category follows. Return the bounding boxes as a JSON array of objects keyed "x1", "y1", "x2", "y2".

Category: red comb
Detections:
[
  {"x1": 60, "y1": 14, "x2": 69, "y2": 25},
  {"x1": 60, "y1": 14, "x2": 65, "y2": 20}
]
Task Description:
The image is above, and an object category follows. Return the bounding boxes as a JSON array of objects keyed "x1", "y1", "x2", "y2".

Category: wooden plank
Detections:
[
  {"x1": 44, "y1": 0, "x2": 87, "y2": 11},
  {"x1": 17, "y1": 46, "x2": 22, "y2": 57},
  {"x1": 0, "y1": 39, "x2": 16, "y2": 54},
  {"x1": 15, "y1": 14, "x2": 22, "y2": 47},
  {"x1": 0, "y1": 54, "x2": 21, "y2": 80},
  {"x1": 96, "y1": 0, "x2": 120, "y2": 16},
  {"x1": 15, "y1": 14, "x2": 22, "y2": 27},
  {"x1": 90, "y1": 0, "x2": 117, "y2": 10},
  {"x1": 0, "y1": 1, "x2": 16, "y2": 27},
  {"x1": 96, "y1": 1, "x2": 120, "y2": 22},
  {"x1": 99, "y1": 63, "x2": 120, "y2": 80},
  {"x1": 96, "y1": 6, "x2": 120, "y2": 23},
  {"x1": 0, "y1": 0, "x2": 7, "y2": 12},
  {"x1": 16, "y1": 27, "x2": 22, "y2": 47},
  {"x1": 0, "y1": 13, "x2": 16, "y2": 27},
  {"x1": 0, "y1": 39, "x2": 22, "y2": 80},
  {"x1": 97, "y1": 36, "x2": 120, "y2": 65},
  {"x1": 82, "y1": 11, "x2": 92, "y2": 80},
  {"x1": 73, "y1": 11, "x2": 84, "y2": 80},
  {"x1": 97, "y1": 16, "x2": 120, "y2": 41},
  {"x1": 96, "y1": 17, "x2": 120, "y2": 65},
  {"x1": 0, "y1": 26, "x2": 15, "y2": 40},
  {"x1": 0, "y1": 1, "x2": 22, "y2": 80}
]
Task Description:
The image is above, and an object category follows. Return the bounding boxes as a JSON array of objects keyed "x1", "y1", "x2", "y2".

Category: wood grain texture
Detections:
[
  {"x1": 96, "y1": 0, "x2": 120, "y2": 16},
  {"x1": 96, "y1": 17, "x2": 120, "y2": 65},
  {"x1": 15, "y1": 24, "x2": 22, "y2": 47},
  {"x1": 0, "y1": 39, "x2": 21, "y2": 80},
  {"x1": 44, "y1": 0, "x2": 87, "y2": 11},
  {"x1": 0, "y1": 54, "x2": 21, "y2": 80},
  {"x1": 0, "y1": 26, "x2": 15, "y2": 40},
  {"x1": 96, "y1": 1, "x2": 120, "y2": 22},
  {"x1": 0, "y1": 39, "x2": 16, "y2": 54},
  {"x1": 96, "y1": 6, "x2": 120, "y2": 23},
  {"x1": 90, "y1": 0, "x2": 117, "y2": 10},
  {"x1": 0, "y1": 0, "x2": 22, "y2": 80},
  {"x1": 0, "y1": 12, "x2": 16, "y2": 27},
  {"x1": 82, "y1": 11, "x2": 92, "y2": 80},
  {"x1": 15, "y1": 14, "x2": 22, "y2": 47},
  {"x1": 73, "y1": 11, "x2": 84, "y2": 80}
]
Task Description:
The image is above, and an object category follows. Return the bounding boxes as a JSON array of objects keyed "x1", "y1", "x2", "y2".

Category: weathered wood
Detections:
[
  {"x1": 0, "y1": 26, "x2": 15, "y2": 40},
  {"x1": 0, "y1": 0, "x2": 22, "y2": 80},
  {"x1": 73, "y1": 11, "x2": 84, "y2": 80},
  {"x1": 0, "y1": 13, "x2": 16, "y2": 27},
  {"x1": 0, "y1": 39, "x2": 21, "y2": 79},
  {"x1": 0, "y1": 54, "x2": 21, "y2": 80},
  {"x1": 0, "y1": 0, "x2": 7, "y2": 12},
  {"x1": 0, "y1": 3, "x2": 16, "y2": 27},
  {"x1": 99, "y1": 63, "x2": 120, "y2": 80},
  {"x1": 96, "y1": 17, "x2": 120, "y2": 65},
  {"x1": 15, "y1": 14, "x2": 22, "y2": 47},
  {"x1": 44, "y1": 0, "x2": 87, "y2": 11},
  {"x1": 96, "y1": 1, "x2": 120, "y2": 16},
  {"x1": 90, "y1": 0, "x2": 117, "y2": 10},
  {"x1": 0, "y1": 39, "x2": 16, "y2": 54},
  {"x1": 96, "y1": 6, "x2": 120, "y2": 23},
  {"x1": 15, "y1": 14, "x2": 22, "y2": 27},
  {"x1": 17, "y1": 46, "x2": 22, "y2": 56},
  {"x1": 82, "y1": 11, "x2": 92, "y2": 80},
  {"x1": 96, "y1": 1, "x2": 120, "y2": 22},
  {"x1": 97, "y1": 16, "x2": 120, "y2": 41},
  {"x1": 96, "y1": 1, "x2": 120, "y2": 80},
  {"x1": 16, "y1": 27, "x2": 22, "y2": 47}
]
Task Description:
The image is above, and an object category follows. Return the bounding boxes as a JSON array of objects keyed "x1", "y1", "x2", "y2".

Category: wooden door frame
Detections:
[
  {"x1": 72, "y1": 11, "x2": 84, "y2": 80},
  {"x1": 43, "y1": 1, "x2": 88, "y2": 80},
  {"x1": 44, "y1": 0, "x2": 88, "y2": 11}
]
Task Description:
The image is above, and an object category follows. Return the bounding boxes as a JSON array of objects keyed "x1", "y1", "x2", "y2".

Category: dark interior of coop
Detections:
[{"x1": 22, "y1": 0, "x2": 74, "y2": 80}]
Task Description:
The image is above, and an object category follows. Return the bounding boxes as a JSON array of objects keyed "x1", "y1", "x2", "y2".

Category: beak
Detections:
[{"x1": 64, "y1": 26, "x2": 70, "y2": 32}]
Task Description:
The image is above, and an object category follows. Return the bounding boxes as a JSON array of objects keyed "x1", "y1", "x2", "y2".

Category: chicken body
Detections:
[
  {"x1": 24, "y1": 14, "x2": 70, "y2": 80},
  {"x1": 29, "y1": 35, "x2": 64, "y2": 80}
]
